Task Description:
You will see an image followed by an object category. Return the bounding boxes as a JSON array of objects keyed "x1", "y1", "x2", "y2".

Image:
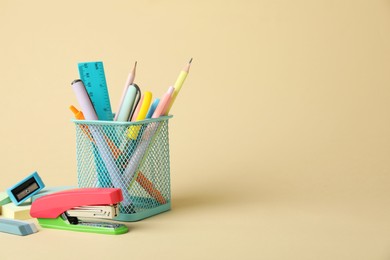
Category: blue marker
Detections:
[
  {"x1": 146, "y1": 98, "x2": 160, "y2": 119},
  {"x1": 7, "y1": 172, "x2": 45, "y2": 206}
]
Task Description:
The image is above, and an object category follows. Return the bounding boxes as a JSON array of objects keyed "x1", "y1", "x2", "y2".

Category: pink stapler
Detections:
[{"x1": 30, "y1": 188, "x2": 128, "y2": 235}]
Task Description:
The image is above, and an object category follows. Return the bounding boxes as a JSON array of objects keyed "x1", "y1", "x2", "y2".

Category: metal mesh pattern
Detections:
[{"x1": 74, "y1": 117, "x2": 171, "y2": 216}]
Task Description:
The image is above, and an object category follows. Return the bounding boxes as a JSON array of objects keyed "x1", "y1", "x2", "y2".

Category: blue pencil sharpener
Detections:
[{"x1": 7, "y1": 171, "x2": 45, "y2": 206}]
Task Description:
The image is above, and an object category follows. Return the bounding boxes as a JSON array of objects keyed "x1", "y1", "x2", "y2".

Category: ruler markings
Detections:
[{"x1": 78, "y1": 62, "x2": 113, "y2": 121}]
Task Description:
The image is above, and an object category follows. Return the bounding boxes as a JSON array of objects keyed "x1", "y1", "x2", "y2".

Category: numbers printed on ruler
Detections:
[{"x1": 78, "y1": 62, "x2": 113, "y2": 121}]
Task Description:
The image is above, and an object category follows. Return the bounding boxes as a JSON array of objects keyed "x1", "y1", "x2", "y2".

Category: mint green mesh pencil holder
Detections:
[{"x1": 73, "y1": 116, "x2": 172, "y2": 222}]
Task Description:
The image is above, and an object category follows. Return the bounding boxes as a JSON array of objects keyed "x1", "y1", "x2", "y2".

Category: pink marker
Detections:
[
  {"x1": 161, "y1": 89, "x2": 174, "y2": 116},
  {"x1": 152, "y1": 86, "x2": 175, "y2": 118}
]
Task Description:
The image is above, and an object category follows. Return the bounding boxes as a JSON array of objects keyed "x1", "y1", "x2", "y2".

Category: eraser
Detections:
[
  {"x1": 7, "y1": 171, "x2": 45, "y2": 205},
  {"x1": 1, "y1": 202, "x2": 32, "y2": 220},
  {"x1": 0, "y1": 192, "x2": 11, "y2": 206},
  {"x1": 0, "y1": 192, "x2": 12, "y2": 215},
  {"x1": 0, "y1": 218, "x2": 38, "y2": 236}
]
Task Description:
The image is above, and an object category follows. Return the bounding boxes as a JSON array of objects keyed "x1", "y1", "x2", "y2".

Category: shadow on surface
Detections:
[{"x1": 171, "y1": 172, "x2": 264, "y2": 213}]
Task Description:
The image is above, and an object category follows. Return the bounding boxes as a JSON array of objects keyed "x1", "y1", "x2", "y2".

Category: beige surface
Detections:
[{"x1": 0, "y1": 0, "x2": 390, "y2": 259}]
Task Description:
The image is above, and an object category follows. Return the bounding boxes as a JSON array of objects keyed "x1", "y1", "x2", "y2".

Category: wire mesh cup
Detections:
[{"x1": 73, "y1": 116, "x2": 172, "y2": 221}]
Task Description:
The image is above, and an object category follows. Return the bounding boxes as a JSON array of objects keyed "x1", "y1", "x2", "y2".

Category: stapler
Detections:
[{"x1": 30, "y1": 188, "x2": 128, "y2": 235}]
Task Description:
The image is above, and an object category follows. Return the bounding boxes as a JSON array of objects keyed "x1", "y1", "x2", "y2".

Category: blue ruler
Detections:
[{"x1": 78, "y1": 61, "x2": 113, "y2": 121}]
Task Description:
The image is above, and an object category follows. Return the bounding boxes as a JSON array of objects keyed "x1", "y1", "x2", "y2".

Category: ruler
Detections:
[{"x1": 78, "y1": 62, "x2": 113, "y2": 121}]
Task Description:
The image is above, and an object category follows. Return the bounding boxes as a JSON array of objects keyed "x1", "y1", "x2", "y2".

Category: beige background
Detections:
[{"x1": 0, "y1": 0, "x2": 390, "y2": 259}]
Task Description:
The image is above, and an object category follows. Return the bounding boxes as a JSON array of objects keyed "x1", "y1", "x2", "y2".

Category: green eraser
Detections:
[{"x1": 0, "y1": 192, "x2": 11, "y2": 206}]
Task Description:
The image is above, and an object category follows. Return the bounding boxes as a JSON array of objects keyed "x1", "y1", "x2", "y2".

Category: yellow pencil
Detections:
[{"x1": 166, "y1": 58, "x2": 192, "y2": 113}]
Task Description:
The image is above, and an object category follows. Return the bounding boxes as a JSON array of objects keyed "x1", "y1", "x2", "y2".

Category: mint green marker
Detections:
[{"x1": 116, "y1": 84, "x2": 140, "y2": 122}]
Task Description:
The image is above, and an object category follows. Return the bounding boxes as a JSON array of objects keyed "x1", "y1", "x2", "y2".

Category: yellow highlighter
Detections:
[{"x1": 128, "y1": 91, "x2": 152, "y2": 139}]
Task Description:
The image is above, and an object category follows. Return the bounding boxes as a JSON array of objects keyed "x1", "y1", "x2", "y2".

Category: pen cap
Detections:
[
  {"x1": 71, "y1": 80, "x2": 98, "y2": 121},
  {"x1": 152, "y1": 87, "x2": 175, "y2": 118},
  {"x1": 162, "y1": 87, "x2": 175, "y2": 116},
  {"x1": 116, "y1": 84, "x2": 138, "y2": 122}
]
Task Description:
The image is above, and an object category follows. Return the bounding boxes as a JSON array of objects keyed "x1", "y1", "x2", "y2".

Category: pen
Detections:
[
  {"x1": 142, "y1": 86, "x2": 174, "y2": 141},
  {"x1": 152, "y1": 87, "x2": 175, "y2": 118},
  {"x1": 166, "y1": 58, "x2": 192, "y2": 113},
  {"x1": 71, "y1": 80, "x2": 98, "y2": 120},
  {"x1": 116, "y1": 84, "x2": 140, "y2": 122},
  {"x1": 114, "y1": 61, "x2": 137, "y2": 121},
  {"x1": 161, "y1": 88, "x2": 174, "y2": 116}
]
